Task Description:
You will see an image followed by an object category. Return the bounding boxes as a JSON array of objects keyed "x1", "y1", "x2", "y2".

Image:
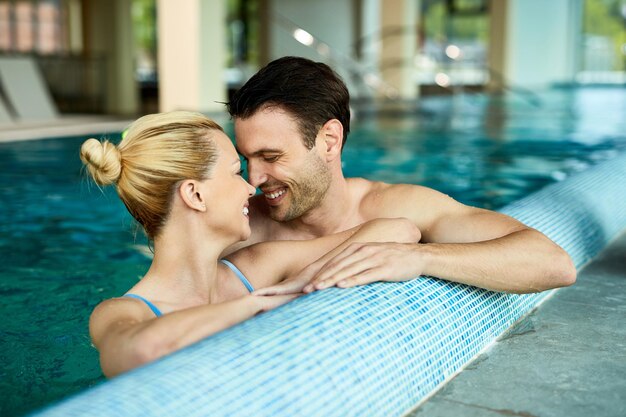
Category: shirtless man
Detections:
[{"x1": 226, "y1": 56, "x2": 576, "y2": 294}]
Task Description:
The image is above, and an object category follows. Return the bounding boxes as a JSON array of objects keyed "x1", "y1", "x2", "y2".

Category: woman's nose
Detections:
[{"x1": 246, "y1": 181, "x2": 256, "y2": 197}]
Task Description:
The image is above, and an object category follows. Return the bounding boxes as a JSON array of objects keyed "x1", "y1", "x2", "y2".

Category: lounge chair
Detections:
[
  {"x1": 0, "y1": 56, "x2": 58, "y2": 122},
  {"x1": 0, "y1": 91, "x2": 14, "y2": 124}
]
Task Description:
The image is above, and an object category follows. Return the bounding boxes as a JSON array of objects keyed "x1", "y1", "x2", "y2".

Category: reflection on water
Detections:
[
  {"x1": 347, "y1": 88, "x2": 626, "y2": 209},
  {"x1": 1, "y1": 88, "x2": 625, "y2": 416}
]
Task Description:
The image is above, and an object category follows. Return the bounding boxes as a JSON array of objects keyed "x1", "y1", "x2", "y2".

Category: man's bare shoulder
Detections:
[
  {"x1": 350, "y1": 178, "x2": 462, "y2": 224},
  {"x1": 349, "y1": 177, "x2": 434, "y2": 196}
]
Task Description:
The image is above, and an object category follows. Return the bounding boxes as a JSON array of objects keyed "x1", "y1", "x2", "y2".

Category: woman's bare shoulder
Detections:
[{"x1": 89, "y1": 296, "x2": 152, "y2": 347}]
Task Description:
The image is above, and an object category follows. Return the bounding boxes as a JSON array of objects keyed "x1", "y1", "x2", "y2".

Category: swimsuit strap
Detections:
[
  {"x1": 124, "y1": 293, "x2": 163, "y2": 317},
  {"x1": 220, "y1": 259, "x2": 255, "y2": 293}
]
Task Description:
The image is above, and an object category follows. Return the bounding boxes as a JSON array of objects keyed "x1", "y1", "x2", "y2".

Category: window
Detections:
[
  {"x1": 0, "y1": 0, "x2": 67, "y2": 54},
  {"x1": 580, "y1": 0, "x2": 626, "y2": 83}
]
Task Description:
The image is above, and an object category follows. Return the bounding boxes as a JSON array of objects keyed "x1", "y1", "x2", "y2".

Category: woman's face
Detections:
[{"x1": 203, "y1": 132, "x2": 256, "y2": 243}]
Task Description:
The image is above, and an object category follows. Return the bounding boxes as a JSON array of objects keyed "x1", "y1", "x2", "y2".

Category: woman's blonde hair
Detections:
[{"x1": 80, "y1": 111, "x2": 223, "y2": 239}]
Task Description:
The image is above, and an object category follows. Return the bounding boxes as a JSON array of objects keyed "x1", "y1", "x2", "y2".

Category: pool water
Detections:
[{"x1": 1, "y1": 88, "x2": 625, "y2": 416}]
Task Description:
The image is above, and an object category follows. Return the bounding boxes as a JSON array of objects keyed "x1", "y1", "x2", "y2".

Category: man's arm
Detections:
[
  {"x1": 305, "y1": 184, "x2": 576, "y2": 294},
  {"x1": 226, "y1": 218, "x2": 420, "y2": 292}
]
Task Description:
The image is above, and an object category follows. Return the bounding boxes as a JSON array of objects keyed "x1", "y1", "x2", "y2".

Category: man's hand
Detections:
[{"x1": 302, "y1": 242, "x2": 426, "y2": 292}]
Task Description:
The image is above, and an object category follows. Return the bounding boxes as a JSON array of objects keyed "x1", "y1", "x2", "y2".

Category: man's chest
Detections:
[{"x1": 259, "y1": 216, "x2": 370, "y2": 242}]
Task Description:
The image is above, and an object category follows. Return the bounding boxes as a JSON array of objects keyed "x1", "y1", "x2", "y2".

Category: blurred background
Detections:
[
  {"x1": 0, "y1": 0, "x2": 624, "y2": 118},
  {"x1": 1, "y1": 2, "x2": 626, "y2": 416}
]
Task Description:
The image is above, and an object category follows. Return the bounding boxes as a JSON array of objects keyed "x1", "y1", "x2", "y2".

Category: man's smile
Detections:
[{"x1": 263, "y1": 187, "x2": 288, "y2": 205}]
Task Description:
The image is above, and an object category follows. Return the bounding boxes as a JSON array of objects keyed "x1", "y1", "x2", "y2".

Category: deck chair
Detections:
[
  {"x1": 0, "y1": 93, "x2": 13, "y2": 124},
  {"x1": 0, "y1": 56, "x2": 58, "y2": 121}
]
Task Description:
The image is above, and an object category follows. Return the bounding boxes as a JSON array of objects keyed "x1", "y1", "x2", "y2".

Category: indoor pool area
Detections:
[
  {"x1": 1, "y1": 87, "x2": 625, "y2": 416},
  {"x1": 2, "y1": 0, "x2": 625, "y2": 415}
]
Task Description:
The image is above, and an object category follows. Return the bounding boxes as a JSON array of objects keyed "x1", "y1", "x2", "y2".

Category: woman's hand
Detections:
[
  {"x1": 250, "y1": 292, "x2": 301, "y2": 311},
  {"x1": 253, "y1": 258, "x2": 326, "y2": 296}
]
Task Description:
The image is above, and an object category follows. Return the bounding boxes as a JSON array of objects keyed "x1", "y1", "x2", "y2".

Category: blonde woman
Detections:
[{"x1": 80, "y1": 111, "x2": 420, "y2": 377}]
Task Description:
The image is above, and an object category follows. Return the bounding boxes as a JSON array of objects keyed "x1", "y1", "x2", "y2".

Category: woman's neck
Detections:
[{"x1": 143, "y1": 222, "x2": 230, "y2": 305}]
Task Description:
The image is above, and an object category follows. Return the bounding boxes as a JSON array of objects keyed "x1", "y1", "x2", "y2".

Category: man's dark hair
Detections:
[{"x1": 228, "y1": 56, "x2": 350, "y2": 150}]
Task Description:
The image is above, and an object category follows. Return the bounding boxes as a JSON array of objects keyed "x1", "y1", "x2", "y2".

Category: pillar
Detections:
[
  {"x1": 488, "y1": 0, "x2": 583, "y2": 89},
  {"x1": 84, "y1": 0, "x2": 139, "y2": 115},
  {"x1": 379, "y1": 0, "x2": 419, "y2": 99},
  {"x1": 157, "y1": 0, "x2": 227, "y2": 113}
]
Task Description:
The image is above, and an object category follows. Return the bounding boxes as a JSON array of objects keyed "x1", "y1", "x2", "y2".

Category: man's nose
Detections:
[{"x1": 246, "y1": 161, "x2": 267, "y2": 187}]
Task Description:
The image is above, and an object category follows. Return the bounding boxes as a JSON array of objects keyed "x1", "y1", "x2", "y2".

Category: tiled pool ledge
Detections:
[
  {"x1": 32, "y1": 152, "x2": 626, "y2": 417},
  {"x1": 406, "y1": 230, "x2": 626, "y2": 417}
]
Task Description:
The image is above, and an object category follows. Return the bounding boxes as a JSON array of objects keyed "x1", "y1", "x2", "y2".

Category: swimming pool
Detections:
[{"x1": 1, "y1": 87, "x2": 625, "y2": 416}]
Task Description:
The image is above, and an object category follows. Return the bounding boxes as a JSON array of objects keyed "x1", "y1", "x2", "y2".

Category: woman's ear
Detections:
[
  {"x1": 320, "y1": 119, "x2": 343, "y2": 161},
  {"x1": 179, "y1": 180, "x2": 207, "y2": 212}
]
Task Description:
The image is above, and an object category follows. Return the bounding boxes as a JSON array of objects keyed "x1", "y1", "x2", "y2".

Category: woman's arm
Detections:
[
  {"x1": 226, "y1": 218, "x2": 421, "y2": 291},
  {"x1": 90, "y1": 293, "x2": 296, "y2": 377}
]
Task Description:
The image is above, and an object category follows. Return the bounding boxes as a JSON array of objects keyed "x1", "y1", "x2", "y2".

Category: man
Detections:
[{"x1": 226, "y1": 56, "x2": 576, "y2": 294}]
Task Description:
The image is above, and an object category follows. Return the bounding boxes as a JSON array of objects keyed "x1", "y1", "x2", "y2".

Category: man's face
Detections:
[{"x1": 234, "y1": 107, "x2": 332, "y2": 222}]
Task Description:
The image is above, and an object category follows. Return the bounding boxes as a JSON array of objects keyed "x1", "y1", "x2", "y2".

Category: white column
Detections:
[
  {"x1": 360, "y1": 0, "x2": 382, "y2": 71},
  {"x1": 379, "y1": 0, "x2": 419, "y2": 99},
  {"x1": 157, "y1": 0, "x2": 227, "y2": 113},
  {"x1": 489, "y1": 0, "x2": 582, "y2": 88}
]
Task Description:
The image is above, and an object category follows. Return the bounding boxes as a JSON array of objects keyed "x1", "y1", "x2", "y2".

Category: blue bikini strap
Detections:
[
  {"x1": 220, "y1": 259, "x2": 255, "y2": 293},
  {"x1": 124, "y1": 293, "x2": 163, "y2": 317}
]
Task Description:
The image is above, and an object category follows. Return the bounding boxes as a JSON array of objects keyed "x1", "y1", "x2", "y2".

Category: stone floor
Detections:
[{"x1": 406, "y1": 231, "x2": 626, "y2": 417}]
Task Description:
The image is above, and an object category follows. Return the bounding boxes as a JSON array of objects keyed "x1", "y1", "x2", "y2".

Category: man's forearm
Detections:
[{"x1": 418, "y1": 229, "x2": 576, "y2": 293}]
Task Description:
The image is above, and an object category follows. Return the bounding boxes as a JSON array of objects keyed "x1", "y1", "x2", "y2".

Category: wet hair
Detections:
[
  {"x1": 227, "y1": 56, "x2": 350, "y2": 150},
  {"x1": 80, "y1": 111, "x2": 223, "y2": 240}
]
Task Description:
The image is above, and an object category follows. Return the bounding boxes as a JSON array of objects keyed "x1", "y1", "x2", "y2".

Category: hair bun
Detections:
[{"x1": 80, "y1": 138, "x2": 122, "y2": 185}]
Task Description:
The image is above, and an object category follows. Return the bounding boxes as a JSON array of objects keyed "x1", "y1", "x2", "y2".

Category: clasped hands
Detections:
[{"x1": 253, "y1": 242, "x2": 425, "y2": 296}]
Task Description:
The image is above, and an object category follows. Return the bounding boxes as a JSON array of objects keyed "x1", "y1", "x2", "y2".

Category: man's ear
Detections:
[
  {"x1": 179, "y1": 180, "x2": 207, "y2": 212},
  {"x1": 319, "y1": 119, "x2": 343, "y2": 161}
]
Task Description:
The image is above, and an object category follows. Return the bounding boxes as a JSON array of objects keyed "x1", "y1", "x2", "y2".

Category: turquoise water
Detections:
[{"x1": 1, "y1": 88, "x2": 625, "y2": 416}]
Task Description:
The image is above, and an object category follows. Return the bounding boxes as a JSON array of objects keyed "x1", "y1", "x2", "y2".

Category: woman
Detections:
[{"x1": 81, "y1": 111, "x2": 420, "y2": 377}]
